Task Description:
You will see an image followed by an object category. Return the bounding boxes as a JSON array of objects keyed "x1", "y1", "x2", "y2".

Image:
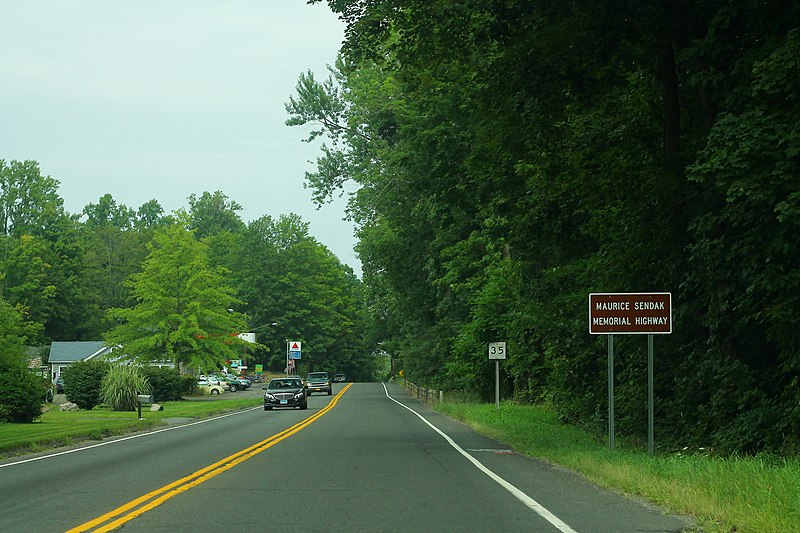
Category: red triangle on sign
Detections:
[{"x1": 291, "y1": 343, "x2": 300, "y2": 349}]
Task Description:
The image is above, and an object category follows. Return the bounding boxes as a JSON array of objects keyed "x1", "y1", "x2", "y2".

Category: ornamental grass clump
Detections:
[{"x1": 101, "y1": 366, "x2": 152, "y2": 411}]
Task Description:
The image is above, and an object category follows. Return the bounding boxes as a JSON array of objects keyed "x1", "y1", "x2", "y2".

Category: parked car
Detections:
[
  {"x1": 305, "y1": 371, "x2": 332, "y2": 396},
  {"x1": 333, "y1": 373, "x2": 346, "y2": 383},
  {"x1": 234, "y1": 376, "x2": 251, "y2": 389},
  {"x1": 206, "y1": 375, "x2": 231, "y2": 391},
  {"x1": 196, "y1": 379, "x2": 225, "y2": 395},
  {"x1": 220, "y1": 374, "x2": 241, "y2": 392},
  {"x1": 263, "y1": 377, "x2": 307, "y2": 410}
]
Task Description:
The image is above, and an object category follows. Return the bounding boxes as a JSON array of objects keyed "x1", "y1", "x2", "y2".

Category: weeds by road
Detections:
[{"x1": 436, "y1": 401, "x2": 800, "y2": 533}]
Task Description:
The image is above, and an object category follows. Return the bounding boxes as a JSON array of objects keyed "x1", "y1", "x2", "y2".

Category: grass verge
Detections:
[
  {"x1": 436, "y1": 401, "x2": 800, "y2": 533},
  {"x1": 0, "y1": 396, "x2": 262, "y2": 458}
]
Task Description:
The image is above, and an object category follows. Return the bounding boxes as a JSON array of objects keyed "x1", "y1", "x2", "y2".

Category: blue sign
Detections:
[{"x1": 289, "y1": 350, "x2": 301, "y2": 360}]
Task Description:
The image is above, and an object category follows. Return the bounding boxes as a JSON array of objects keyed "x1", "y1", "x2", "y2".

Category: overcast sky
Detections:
[{"x1": 0, "y1": 2, "x2": 359, "y2": 274}]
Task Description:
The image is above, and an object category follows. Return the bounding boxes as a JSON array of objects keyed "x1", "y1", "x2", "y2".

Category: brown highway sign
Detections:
[{"x1": 589, "y1": 292, "x2": 672, "y2": 335}]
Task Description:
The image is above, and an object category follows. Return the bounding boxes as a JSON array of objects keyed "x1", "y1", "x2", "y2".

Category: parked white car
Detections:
[{"x1": 196, "y1": 379, "x2": 225, "y2": 395}]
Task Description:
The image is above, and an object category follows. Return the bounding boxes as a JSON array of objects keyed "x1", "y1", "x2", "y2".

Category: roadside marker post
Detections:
[
  {"x1": 488, "y1": 342, "x2": 507, "y2": 409},
  {"x1": 589, "y1": 292, "x2": 672, "y2": 453}
]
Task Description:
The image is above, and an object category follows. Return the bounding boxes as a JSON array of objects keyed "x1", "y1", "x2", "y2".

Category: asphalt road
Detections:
[{"x1": 0, "y1": 382, "x2": 693, "y2": 532}]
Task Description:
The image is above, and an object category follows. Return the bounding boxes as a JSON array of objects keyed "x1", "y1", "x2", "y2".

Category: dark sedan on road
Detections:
[{"x1": 263, "y1": 377, "x2": 307, "y2": 410}]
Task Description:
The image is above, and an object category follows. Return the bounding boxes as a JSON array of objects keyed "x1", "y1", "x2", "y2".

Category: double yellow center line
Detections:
[{"x1": 69, "y1": 383, "x2": 352, "y2": 533}]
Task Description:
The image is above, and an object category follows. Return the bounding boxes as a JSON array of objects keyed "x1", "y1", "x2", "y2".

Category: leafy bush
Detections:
[
  {"x1": 0, "y1": 297, "x2": 45, "y2": 422},
  {"x1": 101, "y1": 365, "x2": 152, "y2": 411},
  {"x1": 63, "y1": 360, "x2": 110, "y2": 410},
  {"x1": 0, "y1": 365, "x2": 45, "y2": 423},
  {"x1": 141, "y1": 366, "x2": 193, "y2": 401}
]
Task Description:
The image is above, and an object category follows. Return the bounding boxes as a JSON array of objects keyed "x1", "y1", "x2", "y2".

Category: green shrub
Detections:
[
  {"x1": 63, "y1": 360, "x2": 110, "y2": 410},
  {"x1": 0, "y1": 365, "x2": 45, "y2": 423},
  {"x1": 180, "y1": 374, "x2": 198, "y2": 396},
  {"x1": 101, "y1": 365, "x2": 152, "y2": 411},
  {"x1": 141, "y1": 366, "x2": 192, "y2": 401}
]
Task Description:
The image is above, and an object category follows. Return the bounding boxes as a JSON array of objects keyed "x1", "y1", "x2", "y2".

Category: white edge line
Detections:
[
  {"x1": 0, "y1": 406, "x2": 262, "y2": 469},
  {"x1": 382, "y1": 383, "x2": 578, "y2": 533}
]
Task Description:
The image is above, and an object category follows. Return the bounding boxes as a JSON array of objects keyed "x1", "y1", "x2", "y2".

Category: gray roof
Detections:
[{"x1": 48, "y1": 341, "x2": 112, "y2": 363}]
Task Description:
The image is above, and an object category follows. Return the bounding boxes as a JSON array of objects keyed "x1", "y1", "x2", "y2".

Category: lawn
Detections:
[
  {"x1": 436, "y1": 401, "x2": 800, "y2": 533},
  {"x1": 0, "y1": 396, "x2": 262, "y2": 458}
]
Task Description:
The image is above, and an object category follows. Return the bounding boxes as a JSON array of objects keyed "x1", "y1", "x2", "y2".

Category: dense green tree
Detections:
[
  {"x1": 76, "y1": 195, "x2": 168, "y2": 339},
  {"x1": 238, "y1": 214, "x2": 371, "y2": 378},
  {"x1": 1, "y1": 235, "x2": 57, "y2": 339},
  {"x1": 82, "y1": 193, "x2": 135, "y2": 229},
  {"x1": 0, "y1": 159, "x2": 65, "y2": 237},
  {"x1": 296, "y1": 0, "x2": 800, "y2": 452},
  {"x1": 187, "y1": 191, "x2": 246, "y2": 239},
  {"x1": 135, "y1": 199, "x2": 173, "y2": 231},
  {"x1": 0, "y1": 160, "x2": 87, "y2": 341},
  {"x1": 0, "y1": 297, "x2": 45, "y2": 422},
  {"x1": 104, "y1": 215, "x2": 248, "y2": 373}
]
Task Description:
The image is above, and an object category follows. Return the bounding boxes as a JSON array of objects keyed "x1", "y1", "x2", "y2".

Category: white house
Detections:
[
  {"x1": 48, "y1": 341, "x2": 175, "y2": 382},
  {"x1": 48, "y1": 341, "x2": 118, "y2": 382}
]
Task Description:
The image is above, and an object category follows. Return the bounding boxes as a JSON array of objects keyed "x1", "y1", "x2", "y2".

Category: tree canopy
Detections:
[
  {"x1": 104, "y1": 216, "x2": 249, "y2": 372},
  {"x1": 293, "y1": 0, "x2": 800, "y2": 453}
]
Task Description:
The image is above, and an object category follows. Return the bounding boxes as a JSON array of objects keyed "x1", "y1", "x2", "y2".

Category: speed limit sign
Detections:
[{"x1": 488, "y1": 342, "x2": 506, "y2": 360}]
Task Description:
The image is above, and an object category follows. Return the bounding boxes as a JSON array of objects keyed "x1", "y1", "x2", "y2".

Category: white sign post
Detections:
[{"x1": 488, "y1": 342, "x2": 506, "y2": 409}]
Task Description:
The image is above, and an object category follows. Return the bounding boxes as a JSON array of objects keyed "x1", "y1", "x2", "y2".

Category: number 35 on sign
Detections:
[{"x1": 488, "y1": 342, "x2": 507, "y2": 360}]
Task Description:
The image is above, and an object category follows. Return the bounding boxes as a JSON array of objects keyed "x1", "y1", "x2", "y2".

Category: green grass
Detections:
[
  {"x1": 436, "y1": 401, "x2": 800, "y2": 533},
  {"x1": 0, "y1": 396, "x2": 262, "y2": 458}
]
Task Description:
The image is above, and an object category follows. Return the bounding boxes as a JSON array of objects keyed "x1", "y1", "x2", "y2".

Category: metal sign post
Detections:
[
  {"x1": 488, "y1": 342, "x2": 506, "y2": 409},
  {"x1": 648, "y1": 334, "x2": 654, "y2": 455},
  {"x1": 608, "y1": 334, "x2": 615, "y2": 450},
  {"x1": 589, "y1": 293, "x2": 672, "y2": 454}
]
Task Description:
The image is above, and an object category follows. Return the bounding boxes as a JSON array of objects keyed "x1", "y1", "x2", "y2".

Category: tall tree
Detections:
[
  {"x1": 82, "y1": 193, "x2": 135, "y2": 229},
  {"x1": 0, "y1": 159, "x2": 65, "y2": 237},
  {"x1": 0, "y1": 296, "x2": 45, "y2": 423},
  {"x1": 296, "y1": 0, "x2": 800, "y2": 452},
  {"x1": 187, "y1": 191, "x2": 246, "y2": 239},
  {"x1": 135, "y1": 199, "x2": 173, "y2": 231},
  {"x1": 105, "y1": 215, "x2": 248, "y2": 372},
  {"x1": 237, "y1": 214, "x2": 371, "y2": 378}
]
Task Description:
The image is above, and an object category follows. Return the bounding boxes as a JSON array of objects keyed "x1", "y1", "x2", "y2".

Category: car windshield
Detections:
[
  {"x1": 307, "y1": 373, "x2": 327, "y2": 379},
  {"x1": 270, "y1": 380, "x2": 301, "y2": 389}
]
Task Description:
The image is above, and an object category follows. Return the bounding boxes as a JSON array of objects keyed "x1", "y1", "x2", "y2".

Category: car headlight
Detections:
[
  {"x1": 294, "y1": 392, "x2": 305, "y2": 399},
  {"x1": 264, "y1": 393, "x2": 276, "y2": 400}
]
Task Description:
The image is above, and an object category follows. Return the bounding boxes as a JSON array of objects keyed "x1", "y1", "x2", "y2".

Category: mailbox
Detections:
[{"x1": 137, "y1": 394, "x2": 155, "y2": 404}]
